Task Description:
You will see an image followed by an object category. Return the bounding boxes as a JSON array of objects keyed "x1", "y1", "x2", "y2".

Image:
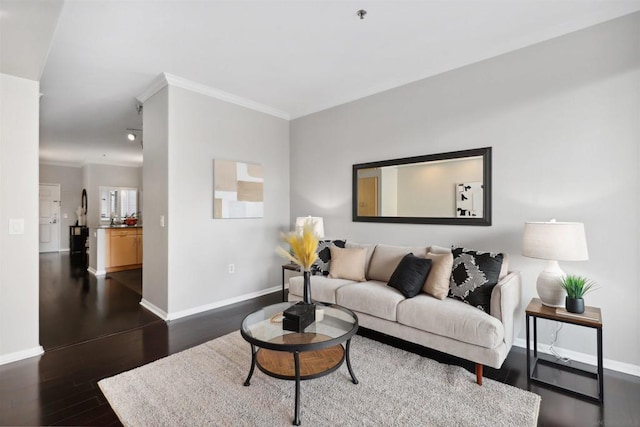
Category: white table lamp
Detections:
[
  {"x1": 522, "y1": 220, "x2": 588, "y2": 307},
  {"x1": 295, "y1": 216, "x2": 324, "y2": 238}
]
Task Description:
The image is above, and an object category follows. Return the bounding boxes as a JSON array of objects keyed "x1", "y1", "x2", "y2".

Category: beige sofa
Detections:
[{"x1": 288, "y1": 243, "x2": 522, "y2": 385}]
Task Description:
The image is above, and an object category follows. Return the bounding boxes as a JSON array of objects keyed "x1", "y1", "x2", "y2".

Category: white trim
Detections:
[
  {"x1": 136, "y1": 72, "x2": 290, "y2": 120},
  {"x1": 140, "y1": 298, "x2": 169, "y2": 320},
  {"x1": 164, "y1": 285, "x2": 281, "y2": 321},
  {"x1": 39, "y1": 160, "x2": 83, "y2": 168},
  {"x1": 136, "y1": 73, "x2": 169, "y2": 104},
  {"x1": 59, "y1": 248, "x2": 70, "y2": 252},
  {"x1": 88, "y1": 266, "x2": 106, "y2": 276},
  {"x1": 0, "y1": 346, "x2": 44, "y2": 366},
  {"x1": 513, "y1": 338, "x2": 640, "y2": 378},
  {"x1": 40, "y1": 159, "x2": 142, "y2": 168}
]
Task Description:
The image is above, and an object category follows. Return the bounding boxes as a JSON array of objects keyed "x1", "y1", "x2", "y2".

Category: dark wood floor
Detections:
[
  {"x1": 39, "y1": 253, "x2": 159, "y2": 350},
  {"x1": 1, "y1": 252, "x2": 638, "y2": 426}
]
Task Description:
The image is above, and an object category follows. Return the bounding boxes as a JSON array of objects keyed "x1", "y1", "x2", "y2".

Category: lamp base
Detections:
[{"x1": 536, "y1": 260, "x2": 566, "y2": 307}]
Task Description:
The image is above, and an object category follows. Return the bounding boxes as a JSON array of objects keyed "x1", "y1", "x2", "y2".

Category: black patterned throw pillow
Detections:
[
  {"x1": 387, "y1": 253, "x2": 432, "y2": 298},
  {"x1": 448, "y1": 247, "x2": 504, "y2": 314},
  {"x1": 312, "y1": 240, "x2": 346, "y2": 276}
]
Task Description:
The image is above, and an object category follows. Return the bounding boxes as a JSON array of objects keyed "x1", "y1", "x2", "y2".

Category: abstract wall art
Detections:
[
  {"x1": 213, "y1": 159, "x2": 264, "y2": 219},
  {"x1": 456, "y1": 181, "x2": 483, "y2": 218}
]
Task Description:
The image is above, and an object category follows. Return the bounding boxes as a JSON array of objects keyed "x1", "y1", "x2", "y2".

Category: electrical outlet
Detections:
[{"x1": 228, "y1": 264, "x2": 235, "y2": 274}]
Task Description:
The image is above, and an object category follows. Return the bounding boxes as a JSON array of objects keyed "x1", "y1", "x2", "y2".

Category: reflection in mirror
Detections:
[
  {"x1": 99, "y1": 186, "x2": 138, "y2": 222},
  {"x1": 352, "y1": 147, "x2": 491, "y2": 226}
]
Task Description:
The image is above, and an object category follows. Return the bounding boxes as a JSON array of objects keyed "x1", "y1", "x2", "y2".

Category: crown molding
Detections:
[
  {"x1": 136, "y1": 73, "x2": 169, "y2": 104},
  {"x1": 39, "y1": 160, "x2": 83, "y2": 168},
  {"x1": 137, "y1": 72, "x2": 290, "y2": 120}
]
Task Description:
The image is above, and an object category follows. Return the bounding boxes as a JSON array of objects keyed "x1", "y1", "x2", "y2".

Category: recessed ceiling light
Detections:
[{"x1": 127, "y1": 133, "x2": 136, "y2": 141}]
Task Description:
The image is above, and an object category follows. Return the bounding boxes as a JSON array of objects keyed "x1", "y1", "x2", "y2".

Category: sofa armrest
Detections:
[{"x1": 490, "y1": 271, "x2": 522, "y2": 351}]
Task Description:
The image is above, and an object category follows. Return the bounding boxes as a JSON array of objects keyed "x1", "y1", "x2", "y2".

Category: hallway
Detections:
[{"x1": 39, "y1": 252, "x2": 159, "y2": 350}]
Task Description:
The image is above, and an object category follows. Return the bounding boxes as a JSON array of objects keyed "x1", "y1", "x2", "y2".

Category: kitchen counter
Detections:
[
  {"x1": 91, "y1": 224, "x2": 143, "y2": 229},
  {"x1": 88, "y1": 226, "x2": 143, "y2": 276}
]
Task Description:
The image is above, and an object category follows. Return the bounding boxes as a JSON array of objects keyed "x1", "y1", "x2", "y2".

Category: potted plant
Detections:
[{"x1": 559, "y1": 275, "x2": 597, "y2": 314}]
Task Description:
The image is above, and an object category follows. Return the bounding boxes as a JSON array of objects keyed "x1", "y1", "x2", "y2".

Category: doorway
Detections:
[
  {"x1": 39, "y1": 183, "x2": 60, "y2": 253},
  {"x1": 357, "y1": 177, "x2": 378, "y2": 216}
]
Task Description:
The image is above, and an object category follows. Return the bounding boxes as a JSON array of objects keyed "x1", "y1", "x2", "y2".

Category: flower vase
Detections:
[{"x1": 303, "y1": 270, "x2": 312, "y2": 304}]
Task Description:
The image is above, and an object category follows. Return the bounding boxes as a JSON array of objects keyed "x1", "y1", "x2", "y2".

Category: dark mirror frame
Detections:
[{"x1": 352, "y1": 147, "x2": 492, "y2": 226}]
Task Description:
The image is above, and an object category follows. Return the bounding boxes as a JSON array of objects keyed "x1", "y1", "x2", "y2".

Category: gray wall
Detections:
[
  {"x1": 166, "y1": 85, "x2": 290, "y2": 314},
  {"x1": 39, "y1": 164, "x2": 83, "y2": 250},
  {"x1": 142, "y1": 86, "x2": 169, "y2": 313},
  {"x1": 290, "y1": 14, "x2": 640, "y2": 368},
  {"x1": 0, "y1": 73, "x2": 41, "y2": 362},
  {"x1": 142, "y1": 84, "x2": 290, "y2": 317}
]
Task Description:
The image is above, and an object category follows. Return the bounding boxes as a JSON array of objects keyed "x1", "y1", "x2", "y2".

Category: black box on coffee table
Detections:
[{"x1": 283, "y1": 302, "x2": 316, "y2": 332}]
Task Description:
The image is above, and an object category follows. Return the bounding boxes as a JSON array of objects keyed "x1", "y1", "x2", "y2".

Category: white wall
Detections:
[
  {"x1": 164, "y1": 85, "x2": 289, "y2": 316},
  {"x1": 290, "y1": 14, "x2": 640, "y2": 369},
  {"x1": 39, "y1": 164, "x2": 83, "y2": 250},
  {"x1": 82, "y1": 163, "x2": 142, "y2": 226},
  {"x1": 0, "y1": 73, "x2": 42, "y2": 363}
]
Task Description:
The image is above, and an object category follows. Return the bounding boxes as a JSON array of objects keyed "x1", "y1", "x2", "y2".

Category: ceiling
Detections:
[{"x1": 2, "y1": 1, "x2": 640, "y2": 167}]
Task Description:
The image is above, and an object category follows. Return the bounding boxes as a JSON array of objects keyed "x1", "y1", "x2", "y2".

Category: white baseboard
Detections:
[
  {"x1": 140, "y1": 299, "x2": 169, "y2": 320},
  {"x1": 0, "y1": 345, "x2": 44, "y2": 366},
  {"x1": 153, "y1": 285, "x2": 281, "y2": 321},
  {"x1": 513, "y1": 338, "x2": 640, "y2": 378},
  {"x1": 88, "y1": 266, "x2": 106, "y2": 276}
]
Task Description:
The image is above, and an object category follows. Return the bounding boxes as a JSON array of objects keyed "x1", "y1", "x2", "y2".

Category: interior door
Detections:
[
  {"x1": 39, "y1": 184, "x2": 61, "y2": 253},
  {"x1": 357, "y1": 177, "x2": 378, "y2": 216}
]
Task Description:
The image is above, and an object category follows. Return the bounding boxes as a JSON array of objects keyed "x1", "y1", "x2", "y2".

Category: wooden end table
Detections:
[{"x1": 525, "y1": 298, "x2": 603, "y2": 403}]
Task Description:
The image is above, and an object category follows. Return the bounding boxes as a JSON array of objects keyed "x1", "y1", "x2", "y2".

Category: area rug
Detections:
[{"x1": 99, "y1": 331, "x2": 540, "y2": 426}]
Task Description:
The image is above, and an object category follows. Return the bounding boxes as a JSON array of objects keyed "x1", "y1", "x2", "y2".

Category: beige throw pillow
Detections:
[
  {"x1": 329, "y1": 246, "x2": 367, "y2": 282},
  {"x1": 422, "y1": 252, "x2": 454, "y2": 300}
]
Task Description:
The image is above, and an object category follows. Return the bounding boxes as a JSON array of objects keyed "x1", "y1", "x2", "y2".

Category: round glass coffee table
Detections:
[{"x1": 240, "y1": 302, "x2": 359, "y2": 425}]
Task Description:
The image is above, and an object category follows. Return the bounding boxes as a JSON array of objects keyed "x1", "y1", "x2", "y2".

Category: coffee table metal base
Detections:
[{"x1": 243, "y1": 339, "x2": 358, "y2": 425}]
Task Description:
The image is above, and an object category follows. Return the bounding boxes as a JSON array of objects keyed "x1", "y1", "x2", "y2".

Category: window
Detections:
[{"x1": 100, "y1": 187, "x2": 138, "y2": 222}]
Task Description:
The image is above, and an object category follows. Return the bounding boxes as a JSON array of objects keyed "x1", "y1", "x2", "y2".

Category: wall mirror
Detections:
[
  {"x1": 99, "y1": 186, "x2": 138, "y2": 222},
  {"x1": 352, "y1": 147, "x2": 491, "y2": 226}
]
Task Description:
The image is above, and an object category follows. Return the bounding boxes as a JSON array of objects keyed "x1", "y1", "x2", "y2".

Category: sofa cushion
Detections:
[
  {"x1": 449, "y1": 247, "x2": 504, "y2": 313},
  {"x1": 336, "y1": 281, "x2": 405, "y2": 321},
  {"x1": 329, "y1": 246, "x2": 367, "y2": 281},
  {"x1": 367, "y1": 244, "x2": 428, "y2": 282},
  {"x1": 289, "y1": 275, "x2": 356, "y2": 304},
  {"x1": 313, "y1": 239, "x2": 346, "y2": 275},
  {"x1": 388, "y1": 254, "x2": 432, "y2": 298},
  {"x1": 397, "y1": 294, "x2": 505, "y2": 349},
  {"x1": 422, "y1": 252, "x2": 454, "y2": 300},
  {"x1": 345, "y1": 242, "x2": 377, "y2": 274},
  {"x1": 429, "y1": 245, "x2": 451, "y2": 255}
]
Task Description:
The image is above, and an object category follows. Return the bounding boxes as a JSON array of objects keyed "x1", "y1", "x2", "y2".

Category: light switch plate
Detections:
[{"x1": 9, "y1": 219, "x2": 25, "y2": 235}]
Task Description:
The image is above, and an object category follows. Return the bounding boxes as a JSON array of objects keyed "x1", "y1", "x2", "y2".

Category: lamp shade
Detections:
[
  {"x1": 295, "y1": 216, "x2": 324, "y2": 238},
  {"x1": 522, "y1": 221, "x2": 588, "y2": 261}
]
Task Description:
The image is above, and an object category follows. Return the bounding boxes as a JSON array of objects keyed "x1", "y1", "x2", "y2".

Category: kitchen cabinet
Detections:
[{"x1": 105, "y1": 227, "x2": 142, "y2": 272}]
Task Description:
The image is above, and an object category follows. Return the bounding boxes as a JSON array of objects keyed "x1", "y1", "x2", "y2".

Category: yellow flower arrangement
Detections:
[{"x1": 276, "y1": 220, "x2": 319, "y2": 271}]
